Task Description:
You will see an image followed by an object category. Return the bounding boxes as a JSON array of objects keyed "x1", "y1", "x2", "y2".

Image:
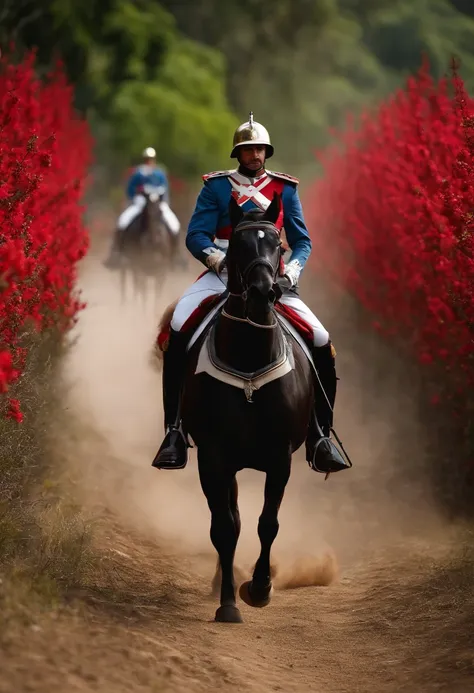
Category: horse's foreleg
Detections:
[
  {"x1": 199, "y1": 465, "x2": 242, "y2": 624},
  {"x1": 211, "y1": 476, "x2": 241, "y2": 598},
  {"x1": 240, "y1": 463, "x2": 290, "y2": 608},
  {"x1": 229, "y1": 475, "x2": 241, "y2": 544}
]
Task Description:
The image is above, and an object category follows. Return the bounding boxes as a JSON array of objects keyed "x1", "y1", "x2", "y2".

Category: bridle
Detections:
[{"x1": 222, "y1": 220, "x2": 283, "y2": 329}]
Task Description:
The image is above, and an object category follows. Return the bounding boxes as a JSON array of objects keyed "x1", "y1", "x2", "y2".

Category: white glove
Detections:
[
  {"x1": 283, "y1": 259, "x2": 302, "y2": 287},
  {"x1": 204, "y1": 247, "x2": 226, "y2": 274}
]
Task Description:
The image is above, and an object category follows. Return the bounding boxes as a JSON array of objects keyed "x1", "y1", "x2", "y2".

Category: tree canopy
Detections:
[
  {"x1": 0, "y1": 0, "x2": 237, "y2": 178},
  {"x1": 3, "y1": 0, "x2": 474, "y2": 178}
]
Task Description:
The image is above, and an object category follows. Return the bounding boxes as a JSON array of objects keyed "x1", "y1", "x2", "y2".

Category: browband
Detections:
[{"x1": 234, "y1": 220, "x2": 279, "y2": 234}]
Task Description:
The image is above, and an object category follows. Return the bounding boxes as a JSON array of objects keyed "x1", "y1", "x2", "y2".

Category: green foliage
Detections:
[
  {"x1": 109, "y1": 39, "x2": 237, "y2": 176},
  {"x1": 359, "y1": 0, "x2": 474, "y2": 89},
  {"x1": 85, "y1": 2, "x2": 238, "y2": 176},
  {"x1": 4, "y1": 0, "x2": 474, "y2": 177},
  {"x1": 0, "y1": 0, "x2": 237, "y2": 179},
  {"x1": 162, "y1": 0, "x2": 474, "y2": 173}
]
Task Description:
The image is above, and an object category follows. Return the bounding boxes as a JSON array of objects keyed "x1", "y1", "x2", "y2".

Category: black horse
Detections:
[
  {"x1": 105, "y1": 187, "x2": 181, "y2": 274},
  {"x1": 176, "y1": 192, "x2": 349, "y2": 623},
  {"x1": 125, "y1": 188, "x2": 179, "y2": 262}
]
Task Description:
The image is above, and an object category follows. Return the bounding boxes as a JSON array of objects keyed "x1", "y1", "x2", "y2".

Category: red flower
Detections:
[
  {"x1": 305, "y1": 60, "x2": 474, "y2": 402},
  {"x1": 6, "y1": 398, "x2": 23, "y2": 423},
  {"x1": 0, "y1": 48, "x2": 93, "y2": 418}
]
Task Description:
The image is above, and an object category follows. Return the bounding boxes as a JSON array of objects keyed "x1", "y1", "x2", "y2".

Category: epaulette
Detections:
[
  {"x1": 202, "y1": 169, "x2": 234, "y2": 182},
  {"x1": 266, "y1": 170, "x2": 299, "y2": 185}
]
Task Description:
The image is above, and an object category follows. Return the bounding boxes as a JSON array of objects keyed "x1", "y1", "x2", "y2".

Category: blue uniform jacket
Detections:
[
  {"x1": 126, "y1": 165, "x2": 169, "y2": 203},
  {"x1": 186, "y1": 172, "x2": 312, "y2": 270}
]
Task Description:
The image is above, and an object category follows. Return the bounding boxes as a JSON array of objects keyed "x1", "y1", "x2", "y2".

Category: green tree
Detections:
[
  {"x1": 0, "y1": 0, "x2": 237, "y2": 179},
  {"x1": 161, "y1": 0, "x2": 474, "y2": 174},
  {"x1": 5, "y1": 0, "x2": 474, "y2": 177}
]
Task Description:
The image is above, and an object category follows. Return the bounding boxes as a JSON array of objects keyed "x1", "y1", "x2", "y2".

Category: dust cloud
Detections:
[{"x1": 62, "y1": 231, "x2": 447, "y2": 589}]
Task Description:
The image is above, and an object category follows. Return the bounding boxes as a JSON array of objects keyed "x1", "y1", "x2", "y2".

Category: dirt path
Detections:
[
  {"x1": 1, "y1": 240, "x2": 472, "y2": 693},
  {"x1": 2, "y1": 516, "x2": 472, "y2": 693}
]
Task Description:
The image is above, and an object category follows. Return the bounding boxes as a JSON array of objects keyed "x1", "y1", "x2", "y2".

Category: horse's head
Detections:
[
  {"x1": 226, "y1": 192, "x2": 284, "y2": 322},
  {"x1": 141, "y1": 184, "x2": 166, "y2": 231}
]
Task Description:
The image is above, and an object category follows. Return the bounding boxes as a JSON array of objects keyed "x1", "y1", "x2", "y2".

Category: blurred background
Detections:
[
  {"x1": 3, "y1": 0, "x2": 474, "y2": 188},
  {"x1": 1, "y1": 3, "x2": 474, "y2": 691}
]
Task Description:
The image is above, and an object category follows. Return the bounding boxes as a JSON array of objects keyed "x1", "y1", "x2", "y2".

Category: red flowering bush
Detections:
[
  {"x1": 306, "y1": 60, "x2": 474, "y2": 394},
  {"x1": 0, "y1": 50, "x2": 92, "y2": 419}
]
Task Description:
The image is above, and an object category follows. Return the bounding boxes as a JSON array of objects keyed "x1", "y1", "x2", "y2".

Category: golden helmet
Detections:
[{"x1": 230, "y1": 112, "x2": 274, "y2": 159}]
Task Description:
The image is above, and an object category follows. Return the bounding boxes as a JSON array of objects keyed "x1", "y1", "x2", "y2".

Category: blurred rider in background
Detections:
[{"x1": 104, "y1": 147, "x2": 180, "y2": 267}]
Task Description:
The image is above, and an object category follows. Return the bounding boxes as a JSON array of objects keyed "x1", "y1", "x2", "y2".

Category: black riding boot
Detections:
[
  {"x1": 306, "y1": 341, "x2": 348, "y2": 474},
  {"x1": 152, "y1": 328, "x2": 190, "y2": 470}
]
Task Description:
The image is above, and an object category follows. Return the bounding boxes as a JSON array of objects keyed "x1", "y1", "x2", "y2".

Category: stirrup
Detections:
[
  {"x1": 151, "y1": 425, "x2": 191, "y2": 471},
  {"x1": 307, "y1": 428, "x2": 353, "y2": 480}
]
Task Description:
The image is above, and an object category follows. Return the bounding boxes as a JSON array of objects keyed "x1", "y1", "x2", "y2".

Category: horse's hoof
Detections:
[
  {"x1": 215, "y1": 605, "x2": 243, "y2": 623},
  {"x1": 239, "y1": 580, "x2": 273, "y2": 608}
]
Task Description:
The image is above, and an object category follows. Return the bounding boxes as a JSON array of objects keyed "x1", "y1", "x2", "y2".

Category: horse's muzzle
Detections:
[
  {"x1": 244, "y1": 260, "x2": 280, "y2": 308},
  {"x1": 247, "y1": 281, "x2": 278, "y2": 306}
]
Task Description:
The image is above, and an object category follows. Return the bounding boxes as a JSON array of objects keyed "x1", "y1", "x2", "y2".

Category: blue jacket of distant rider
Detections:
[
  {"x1": 126, "y1": 164, "x2": 169, "y2": 203},
  {"x1": 185, "y1": 168, "x2": 312, "y2": 271}
]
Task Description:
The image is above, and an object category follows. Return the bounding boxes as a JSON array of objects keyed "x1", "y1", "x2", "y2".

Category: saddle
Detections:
[
  {"x1": 156, "y1": 291, "x2": 316, "y2": 403},
  {"x1": 156, "y1": 291, "x2": 314, "y2": 355},
  {"x1": 155, "y1": 291, "x2": 353, "y2": 476}
]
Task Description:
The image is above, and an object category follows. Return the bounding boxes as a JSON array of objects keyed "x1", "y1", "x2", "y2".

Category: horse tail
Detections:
[
  {"x1": 158, "y1": 299, "x2": 178, "y2": 333},
  {"x1": 150, "y1": 298, "x2": 179, "y2": 370}
]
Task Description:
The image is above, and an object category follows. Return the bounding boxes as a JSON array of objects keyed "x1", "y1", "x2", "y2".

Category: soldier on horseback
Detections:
[
  {"x1": 104, "y1": 147, "x2": 180, "y2": 268},
  {"x1": 153, "y1": 114, "x2": 339, "y2": 472}
]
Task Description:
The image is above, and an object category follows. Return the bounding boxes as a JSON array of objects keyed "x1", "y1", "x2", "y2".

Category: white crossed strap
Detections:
[{"x1": 228, "y1": 171, "x2": 273, "y2": 210}]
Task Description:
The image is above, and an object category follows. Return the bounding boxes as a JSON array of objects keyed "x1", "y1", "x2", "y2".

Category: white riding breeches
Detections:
[
  {"x1": 117, "y1": 196, "x2": 180, "y2": 235},
  {"x1": 160, "y1": 201, "x2": 180, "y2": 236},
  {"x1": 170, "y1": 270, "x2": 330, "y2": 347},
  {"x1": 117, "y1": 195, "x2": 146, "y2": 230}
]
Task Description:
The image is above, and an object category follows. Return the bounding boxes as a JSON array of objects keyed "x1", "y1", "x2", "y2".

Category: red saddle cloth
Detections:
[
  {"x1": 157, "y1": 290, "x2": 313, "y2": 352},
  {"x1": 275, "y1": 302, "x2": 314, "y2": 344}
]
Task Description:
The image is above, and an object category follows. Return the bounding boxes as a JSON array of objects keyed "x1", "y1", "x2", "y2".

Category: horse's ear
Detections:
[
  {"x1": 229, "y1": 195, "x2": 244, "y2": 229},
  {"x1": 264, "y1": 192, "x2": 282, "y2": 225}
]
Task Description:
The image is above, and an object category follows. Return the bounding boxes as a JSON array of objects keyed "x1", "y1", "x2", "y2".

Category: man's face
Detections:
[
  {"x1": 144, "y1": 157, "x2": 156, "y2": 166},
  {"x1": 238, "y1": 145, "x2": 266, "y2": 171}
]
